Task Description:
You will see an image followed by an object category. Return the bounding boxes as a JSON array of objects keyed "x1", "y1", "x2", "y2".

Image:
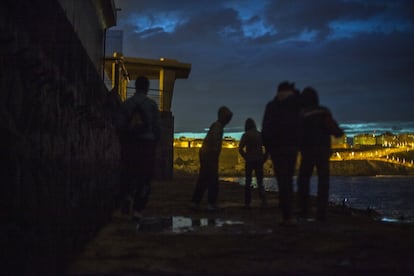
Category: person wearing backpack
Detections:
[
  {"x1": 297, "y1": 87, "x2": 344, "y2": 222},
  {"x1": 119, "y1": 76, "x2": 161, "y2": 229}
]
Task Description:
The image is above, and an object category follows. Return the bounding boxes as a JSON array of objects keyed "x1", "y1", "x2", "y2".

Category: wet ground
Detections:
[{"x1": 68, "y1": 175, "x2": 414, "y2": 275}]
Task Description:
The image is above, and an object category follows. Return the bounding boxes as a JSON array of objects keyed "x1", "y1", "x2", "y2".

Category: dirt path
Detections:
[{"x1": 68, "y1": 176, "x2": 414, "y2": 274}]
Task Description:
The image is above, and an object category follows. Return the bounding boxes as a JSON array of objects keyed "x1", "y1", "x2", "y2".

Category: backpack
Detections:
[{"x1": 126, "y1": 100, "x2": 149, "y2": 135}]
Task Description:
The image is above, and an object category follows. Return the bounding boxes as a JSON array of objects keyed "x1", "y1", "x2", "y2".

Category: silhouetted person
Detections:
[
  {"x1": 238, "y1": 118, "x2": 268, "y2": 208},
  {"x1": 119, "y1": 76, "x2": 161, "y2": 229},
  {"x1": 192, "y1": 106, "x2": 233, "y2": 211},
  {"x1": 297, "y1": 87, "x2": 343, "y2": 221},
  {"x1": 262, "y1": 81, "x2": 302, "y2": 226}
]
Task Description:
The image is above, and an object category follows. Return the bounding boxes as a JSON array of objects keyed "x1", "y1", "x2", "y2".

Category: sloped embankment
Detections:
[{"x1": 330, "y1": 160, "x2": 414, "y2": 176}]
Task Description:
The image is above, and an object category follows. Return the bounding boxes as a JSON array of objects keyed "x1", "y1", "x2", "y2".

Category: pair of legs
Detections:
[
  {"x1": 244, "y1": 160, "x2": 266, "y2": 207},
  {"x1": 121, "y1": 140, "x2": 156, "y2": 217},
  {"x1": 192, "y1": 154, "x2": 219, "y2": 207},
  {"x1": 297, "y1": 148, "x2": 330, "y2": 221},
  {"x1": 270, "y1": 149, "x2": 298, "y2": 222},
  {"x1": 122, "y1": 175, "x2": 152, "y2": 214}
]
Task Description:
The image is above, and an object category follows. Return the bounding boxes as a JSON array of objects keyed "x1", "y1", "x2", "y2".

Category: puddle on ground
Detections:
[
  {"x1": 171, "y1": 216, "x2": 244, "y2": 233},
  {"x1": 379, "y1": 217, "x2": 413, "y2": 224},
  {"x1": 137, "y1": 216, "x2": 272, "y2": 234}
]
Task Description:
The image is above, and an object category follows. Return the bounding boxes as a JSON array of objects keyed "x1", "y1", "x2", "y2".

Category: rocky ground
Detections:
[{"x1": 68, "y1": 175, "x2": 414, "y2": 275}]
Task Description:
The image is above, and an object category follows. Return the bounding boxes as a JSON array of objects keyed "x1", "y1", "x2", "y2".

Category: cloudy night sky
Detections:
[{"x1": 112, "y1": 0, "x2": 414, "y2": 133}]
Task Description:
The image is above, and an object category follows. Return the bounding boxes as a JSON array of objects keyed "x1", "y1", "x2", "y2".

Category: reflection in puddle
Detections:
[
  {"x1": 137, "y1": 216, "x2": 251, "y2": 234},
  {"x1": 172, "y1": 216, "x2": 244, "y2": 233},
  {"x1": 381, "y1": 217, "x2": 400, "y2": 223},
  {"x1": 137, "y1": 216, "x2": 273, "y2": 234},
  {"x1": 172, "y1": 216, "x2": 192, "y2": 233},
  {"x1": 380, "y1": 217, "x2": 412, "y2": 224}
]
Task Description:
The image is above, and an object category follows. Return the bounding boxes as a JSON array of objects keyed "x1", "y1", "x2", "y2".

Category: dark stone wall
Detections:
[{"x1": 1, "y1": 0, "x2": 121, "y2": 273}]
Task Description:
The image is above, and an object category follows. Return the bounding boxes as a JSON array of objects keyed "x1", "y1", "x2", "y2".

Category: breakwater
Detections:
[
  {"x1": 174, "y1": 147, "x2": 414, "y2": 176},
  {"x1": 330, "y1": 160, "x2": 414, "y2": 176}
]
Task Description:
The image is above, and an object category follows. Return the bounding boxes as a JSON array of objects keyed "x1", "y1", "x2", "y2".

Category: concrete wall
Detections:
[
  {"x1": 0, "y1": 0, "x2": 120, "y2": 273},
  {"x1": 58, "y1": 0, "x2": 106, "y2": 72},
  {"x1": 157, "y1": 111, "x2": 175, "y2": 179}
]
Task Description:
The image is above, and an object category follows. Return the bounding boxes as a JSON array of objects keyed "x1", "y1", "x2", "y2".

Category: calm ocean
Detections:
[{"x1": 221, "y1": 175, "x2": 414, "y2": 223}]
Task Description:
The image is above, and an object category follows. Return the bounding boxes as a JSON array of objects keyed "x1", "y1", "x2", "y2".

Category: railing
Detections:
[{"x1": 126, "y1": 86, "x2": 161, "y2": 104}]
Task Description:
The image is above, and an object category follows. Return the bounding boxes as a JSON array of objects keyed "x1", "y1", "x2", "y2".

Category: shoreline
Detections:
[
  {"x1": 69, "y1": 175, "x2": 414, "y2": 274},
  {"x1": 175, "y1": 171, "x2": 414, "y2": 223},
  {"x1": 173, "y1": 151, "x2": 414, "y2": 177}
]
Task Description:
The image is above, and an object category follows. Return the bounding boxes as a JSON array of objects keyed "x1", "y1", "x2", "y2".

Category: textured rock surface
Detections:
[{"x1": 1, "y1": 1, "x2": 121, "y2": 273}]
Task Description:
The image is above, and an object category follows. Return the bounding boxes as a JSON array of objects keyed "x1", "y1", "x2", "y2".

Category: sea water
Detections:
[{"x1": 221, "y1": 175, "x2": 414, "y2": 222}]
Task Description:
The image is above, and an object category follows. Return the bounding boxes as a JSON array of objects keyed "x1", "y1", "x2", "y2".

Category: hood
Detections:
[
  {"x1": 276, "y1": 90, "x2": 296, "y2": 101},
  {"x1": 218, "y1": 106, "x2": 233, "y2": 126},
  {"x1": 244, "y1": 118, "x2": 257, "y2": 131}
]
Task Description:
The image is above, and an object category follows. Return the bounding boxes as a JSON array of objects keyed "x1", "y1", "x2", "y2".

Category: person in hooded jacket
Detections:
[
  {"x1": 118, "y1": 76, "x2": 161, "y2": 229},
  {"x1": 297, "y1": 87, "x2": 344, "y2": 221},
  {"x1": 239, "y1": 118, "x2": 268, "y2": 208},
  {"x1": 192, "y1": 106, "x2": 233, "y2": 211},
  {"x1": 262, "y1": 81, "x2": 303, "y2": 226}
]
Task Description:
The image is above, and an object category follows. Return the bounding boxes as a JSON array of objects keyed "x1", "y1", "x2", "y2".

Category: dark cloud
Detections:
[
  {"x1": 113, "y1": 0, "x2": 414, "y2": 131},
  {"x1": 263, "y1": 0, "x2": 387, "y2": 41}
]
